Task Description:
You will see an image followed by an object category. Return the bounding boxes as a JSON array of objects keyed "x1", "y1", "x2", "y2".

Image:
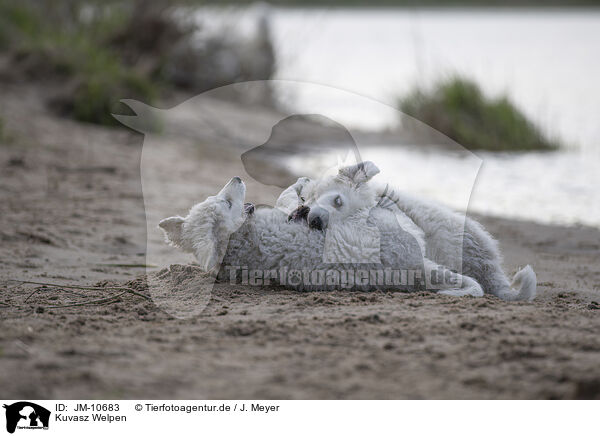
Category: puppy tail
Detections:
[{"x1": 496, "y1": 265, "x2": 537, "y2": 301}]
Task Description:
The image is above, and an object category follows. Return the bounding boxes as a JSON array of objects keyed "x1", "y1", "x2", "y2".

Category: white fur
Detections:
[
  {"x1": 159, "y1": 177, "x2": 247, "y2": 272},
  {"x1": 275, "y1": 176, "x2": 311, "y2": 215},
  {"x1": 160, "y1": 178, "x2": 483, "y2": 296},
  {"x1": 292, "y1": 161, "x2": 537, "y2": 301}
]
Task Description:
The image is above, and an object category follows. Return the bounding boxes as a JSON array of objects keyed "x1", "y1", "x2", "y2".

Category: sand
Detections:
[{"x1": 1, "y1": 82, "x2": 600, "y2": 399}]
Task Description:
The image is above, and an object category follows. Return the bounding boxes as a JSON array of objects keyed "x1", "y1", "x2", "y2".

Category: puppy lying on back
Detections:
[
  {"x1": 159, "y1": 177, "x2": 483, "y2": 295},
  {"x1": 281, "y1": 161, "x2": 536, "y2": 301}
]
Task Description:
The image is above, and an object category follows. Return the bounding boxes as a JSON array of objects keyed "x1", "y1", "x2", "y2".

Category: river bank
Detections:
[{"x1": 1, "y1": 82, "x2": 599, "y2": 399}]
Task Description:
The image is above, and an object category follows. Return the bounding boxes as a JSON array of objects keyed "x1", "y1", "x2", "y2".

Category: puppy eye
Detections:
[
  {"x1": 333, "y1": 195, "x2": 343, "y2": 208},
  {"x1": 300, "y1": 196, "x2": 305, "y2": 203},
  {"x1": 225, "y1": 199, "x2": 232, "y2": 208}
]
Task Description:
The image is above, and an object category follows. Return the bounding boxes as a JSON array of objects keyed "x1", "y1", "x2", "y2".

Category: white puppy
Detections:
[
  {"x1": 159, "y1": 177, "x2": 483, "y2": 295},
  {"x1": 282, "y1": 161, "x2": 536, "y2": 301}
]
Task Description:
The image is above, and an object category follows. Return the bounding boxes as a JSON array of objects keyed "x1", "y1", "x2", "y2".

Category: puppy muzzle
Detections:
[{"x1": 308, "y1": 207, "x2": 329, "y2": 231}]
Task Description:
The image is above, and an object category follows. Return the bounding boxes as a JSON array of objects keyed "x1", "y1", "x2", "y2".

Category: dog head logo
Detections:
[
  {"x1": 3, "y1": 402, "x2": 50, "y2": 434},
  {"x1": 114, "y1": 80, "x2": 481, "y2": 317}
]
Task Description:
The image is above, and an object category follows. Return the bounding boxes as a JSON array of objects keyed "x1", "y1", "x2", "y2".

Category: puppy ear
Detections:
[
  {"x1": 194, "y1": 240, "x2": 219, "y2": 272},
  {"x1": 158, "y1": 216, "x2": 185, "y2": 246},
  {"x1": 338, "y1": 161, "x2": 380, "y2": 185},
  {"x1": 294, "y1": 177, "x2": 311, "y2": 193},
  {"x1": 275, "y1": 177, "x2": 311, "y2": 214}
]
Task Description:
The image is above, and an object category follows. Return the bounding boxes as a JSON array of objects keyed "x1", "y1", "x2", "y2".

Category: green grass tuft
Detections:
[
  {"x1": 0, "y1": 1, "x2": 41, "y2": 49},
  {"x1": 0, "y1": 1, "x2": 159, "y2": 126},
  {"x1": 70, "y1": 69, "x2": 157, "y2": 126},
  {"x1": 1, "y1": 1, "x2": 278, "y2": 126},
  {"x1": 400, "y1": 77, "x2": 560, "y2": 151}
]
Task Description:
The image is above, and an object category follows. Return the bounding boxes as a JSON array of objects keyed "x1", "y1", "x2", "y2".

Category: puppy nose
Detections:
[
  {"x1": 309, "y1": 216, "x2": 323, "y2": 230},
  {"x1": 231, "y1": 176, "x2": 242, "y2": 183},
  {"x1": 308, "y1": 206, "x2": 329, "y2": 230}
]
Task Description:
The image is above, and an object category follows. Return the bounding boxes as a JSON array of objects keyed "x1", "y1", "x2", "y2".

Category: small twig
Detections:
[
  {"x1": 43, "y1": 291, "x2": 129, "y2": 309},
  {"x1": 9, "y1": 279, "x2": 130, "y2": 291},
  {"x1": 119, "y1": 288, "x2": 151, "y2": 301},
  {"x1": 14, "y1": 339, "x2": 32, "y2": 354},
  {"x1": 98, "y1": 263, "x2": 158, "y2": 268},
  {"x1": 24, "y1": 287, "x2": 86, "y2": 302},
  {"x1": 7, "y1": 279, "x2": 151, "y2": 301},
  {"x1": 24, "y1": 287, "x2": 41, "y2": 303}
]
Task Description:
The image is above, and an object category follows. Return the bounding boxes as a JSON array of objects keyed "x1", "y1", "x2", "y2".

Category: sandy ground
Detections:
[{"x1": 1, "y1": 83, "x2": 600, "y2": 400}]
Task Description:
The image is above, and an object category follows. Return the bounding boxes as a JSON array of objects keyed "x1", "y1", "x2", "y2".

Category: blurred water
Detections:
[
  {"x1": 273, "y1": 8, "x2": 600, "y2": 227},
  {"x1": 291, "y1": 146, "x2": 600, "y2": 228},
  {"x1": 195, "y1": 7, "x2": 600, "y2": 227}
]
